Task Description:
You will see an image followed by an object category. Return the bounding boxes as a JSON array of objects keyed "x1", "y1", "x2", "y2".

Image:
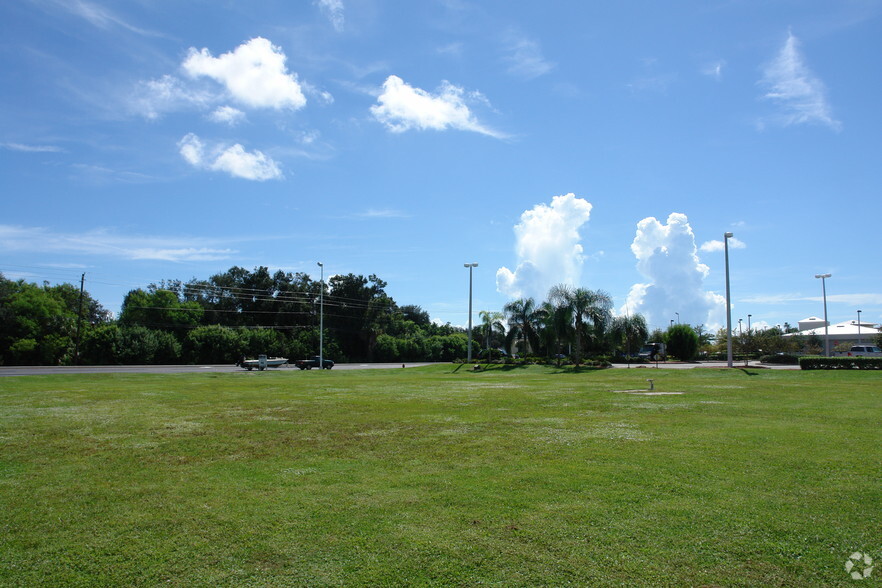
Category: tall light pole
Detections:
[
  {"x1": 675, "y1": 312, "x2": 680, "y2": 325},
  {"x1": 857, "y1": 309, "x2": 862, "y2": 344},
  {"x1": 462, "y1": 261, "x2": 478, "y2": 363},
  {"x1": 317, "y1": 262, "x2": 324, "y2": 367},
  {"x1": 815, "y1": 273, "x2": 831, "y2": 357},
  {"x1": 724, "y1": 232, "x2": 734, "y2": 367},
  {"x1": 464, "y1": 263, "x2": 478, "y2": 362}
]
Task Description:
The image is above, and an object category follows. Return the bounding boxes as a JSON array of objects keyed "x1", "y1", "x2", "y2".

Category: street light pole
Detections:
[
  {"x1": 464, "y1": 263, "x2": 478, "y2": 362},
  {"x1": 857, "y1": 309, "x2": 862, "y2": 344},
  {"x1": 317, "y1": 262, "x2": 324, "y2": 368},
  {"x1": 814, "y1": 273, "x2": 831, "y2": 357},
  {"x1": 724, "y1": 232, "x2": 734, "y2": 367},
  {"x1": 675, "y1": 312, "x2": 679, "y2": 325}
]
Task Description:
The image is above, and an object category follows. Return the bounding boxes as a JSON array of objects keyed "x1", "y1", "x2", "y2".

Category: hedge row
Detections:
[
  {"x1": 799, "y1": 356, "x2": 882, "y2": 370},
  {"x1": 760, "y1": 354, "x2": 800, "y2": 365}
]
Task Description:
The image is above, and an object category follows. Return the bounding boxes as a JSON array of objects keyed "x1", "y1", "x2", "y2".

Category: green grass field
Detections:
[{"x1": 1, "y1": 365, "x2": 880, "y2": 586}]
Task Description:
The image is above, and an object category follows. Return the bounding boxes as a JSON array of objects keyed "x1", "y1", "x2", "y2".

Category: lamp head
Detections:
[
  {"x1": 724, "y1": 232, "x2": 733, "y2": 238},
  {"x1": 814, "y1": 273, "x2": 831, "y2": 279}
]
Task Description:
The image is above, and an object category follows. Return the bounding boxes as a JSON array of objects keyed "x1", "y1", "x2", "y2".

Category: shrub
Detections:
[
  {"x1": 114, "y1": 326, "x2": 160, "y2": 364},
  {"x1": 184, "y1": 325, "x2": 242, "y2": 364},
  {"x1": 799, "y1": 356, "x2": 882, "y2": 370},
  {"x1": 664, "y1": 324, "x2": 699, "y2": 361},
  {"x1": 759, "y1": 354, "x2": 800, "y2": 365}
]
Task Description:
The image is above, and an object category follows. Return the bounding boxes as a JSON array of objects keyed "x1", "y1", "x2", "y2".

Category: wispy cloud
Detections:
[
  {"x1": 355, "y1": 209, "x2": 411, "y2": 219},
  {"x1": 132, "y1": 74, "x2": 215, "y2": 120},
  {"x1": 315, "y1": 0, "x2": 344, "y2": 32},
  {"x1": 701, "y1": 60, "x2": 725, "y2": 81},
  {"x1": 502, "y1": 31, "x2": 554, "y2": 80},
  {"x1": 2, "y1": 142, "x2": 64, "y2": 153},
  {"x1": 208, "y1": 105, "x2": 246, "y2": 126},
  {"x1": 178, "y1": 133, "x2": 283, "y2": 181},
  {"x1": 370, "y1": 75, "x2": 506, "y2": 138},
  {"x1": 49, "y1": 0, "x2": 164, "y2": 37},
  {"x1": 699, "y1": 237, "x2": 746, "y2": 252},
  {"x1": 759, "y1": 32, "x2": 840, "y2": 130},
  {"x1": 0, "y1": 225, "x2": 235, "y2": 262},
  {"x1": 743, "y1": 293, "x2": 882, "y2": 306}
]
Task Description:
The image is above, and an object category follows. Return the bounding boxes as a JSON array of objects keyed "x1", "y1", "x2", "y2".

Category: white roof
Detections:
[{"x1": 785, "y1": 320, "x2": 881, "y2": 338}]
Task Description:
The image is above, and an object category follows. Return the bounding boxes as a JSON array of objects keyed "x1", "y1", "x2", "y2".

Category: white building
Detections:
[{"x1": 784, "y1": 317, "x2": 881, "y2": 348}]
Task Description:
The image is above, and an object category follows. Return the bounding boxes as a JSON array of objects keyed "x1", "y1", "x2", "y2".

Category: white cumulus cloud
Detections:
[
  {"x1": 370, "y1": 75, "x2": 504, "y2": 138},
  {"x1": 178, "y1": 133, "x2": 282, "y2": 181},
  {"x1": 183, "y1": 37, "x2": 307, "y2": 110},
  {"x1": 624, "y1": 213, "x2": 725, "y2": 329},
  {"x1": 496, "y1": 193, "x2": 593, "y2": 301},
  {"x1": 759, "y1": 32, "x2": 840, "y2": 130}
]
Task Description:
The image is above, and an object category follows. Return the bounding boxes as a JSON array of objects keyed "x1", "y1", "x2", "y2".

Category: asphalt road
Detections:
[
  {"x1": 0, "y1": 363, "x2": 436, "y2": 377},
  {"x1": 0, "y1": 360, "x2": 798, "y2": 377}
]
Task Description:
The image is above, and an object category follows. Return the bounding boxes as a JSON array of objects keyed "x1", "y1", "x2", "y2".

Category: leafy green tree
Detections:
[
  {"x1": 426, "y1": 333, "x2": 468, "y2": 361},
  {"x1": 113, "y1": 326, "x2": 161, "y2": 364},
  {"x1": 119, "y1": 289, "x2": 202, "y2": 335},
  {"x1": 326, "y1": 273, "x2": 392, "y2": 361},
  {"x1": 0, "y1": 277, "x2": 72, "y2": 365},
  {"x1": 80, "y1": 324, "x2": 121, "y2": 365},
  {"x1": 184, "y1": 325, "x2": 243, "y2": 364},
  {"x1": 399, "y1": 305, "x2": 431, "y2": 327},
  {"x1": 241, "y1": 328, "x2": 285, "y2": 358},
  {"x1": 664, "y1": 324, "x2": 700, "y2": 361}
]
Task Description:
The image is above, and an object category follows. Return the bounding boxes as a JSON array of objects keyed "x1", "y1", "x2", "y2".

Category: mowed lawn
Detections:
[{"x1": 1, "y1": 366, "x2": 880, "y2": 586}]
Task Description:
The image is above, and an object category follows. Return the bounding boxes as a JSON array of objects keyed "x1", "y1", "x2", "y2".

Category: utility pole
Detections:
[{"x1": 74, "y1": 273, "x2": 85, "y2": 365}]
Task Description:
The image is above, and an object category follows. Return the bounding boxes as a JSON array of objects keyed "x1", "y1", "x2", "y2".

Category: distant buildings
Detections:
[{"x1": 783, "y1": 316, "x2": 882, "y2": 348}]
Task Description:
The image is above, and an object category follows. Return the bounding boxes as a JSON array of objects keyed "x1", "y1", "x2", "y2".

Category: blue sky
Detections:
[{"x1": 2, "y1": 0, "x2": 881, "y2": 332}]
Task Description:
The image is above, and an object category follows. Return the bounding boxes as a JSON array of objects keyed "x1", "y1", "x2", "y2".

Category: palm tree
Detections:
[
  {"x1": 610, "y1": 314, "x2": 648, "y2": 357},
  {"x1": 478, "y1": 310, "x2": 505, "y2": 357},
  {"x1": 538, "y1": 300, "x2": 574, "y2": 365},
  {"x1": 549, "y1": 285, "x2": 613, "y2": 365},
  {"x1": 503, "y1": 297, "x2": 542, "y2": 358}
]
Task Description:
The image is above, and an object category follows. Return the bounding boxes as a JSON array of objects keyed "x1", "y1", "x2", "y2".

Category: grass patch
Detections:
[{"x1": 1, "y1": 366, "x2": 880, "y2": 586}]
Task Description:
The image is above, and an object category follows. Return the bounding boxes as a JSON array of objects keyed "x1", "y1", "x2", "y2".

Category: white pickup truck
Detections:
[{"x1": 838, "y1": 345, "x2": 882, "y2": 357}]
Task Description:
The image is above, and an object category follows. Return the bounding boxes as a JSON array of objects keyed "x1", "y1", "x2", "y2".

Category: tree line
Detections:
[
  {"x1": 3, "y1": 268, "x2": 860, "y2": 366},
  {"x1": 0, "y1": 268, "x2": 468, "y2": 365}
]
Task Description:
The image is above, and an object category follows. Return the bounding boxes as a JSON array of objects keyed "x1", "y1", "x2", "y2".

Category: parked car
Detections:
[{"x1": 637, "y1": 342, "x2": 667, "y2": 361}]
